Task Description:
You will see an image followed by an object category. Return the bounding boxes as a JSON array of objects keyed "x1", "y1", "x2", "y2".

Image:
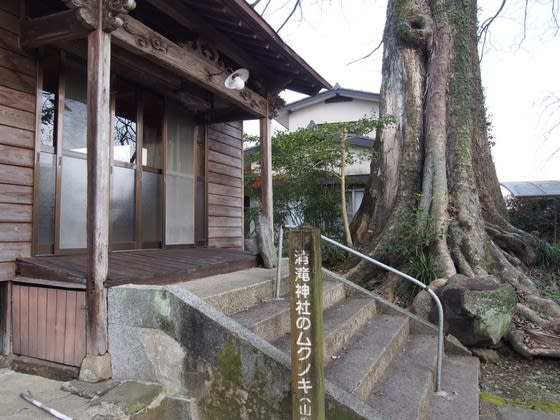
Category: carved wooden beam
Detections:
[
  {"x1": 62, "y1": 0, "x2": 136, "y2": 32},
  {"x1": 145, "y1": 0, "x2": 274, "y2": 91},
  {"x1": 20, "y1": 9, "x2": 92, "y2": 49},
  {"x1": 112, "y1": 14, "x2": 268, "y2": 117},
  {"x1": 21, "y1": 1, "x2": 136, "y2": 49}
]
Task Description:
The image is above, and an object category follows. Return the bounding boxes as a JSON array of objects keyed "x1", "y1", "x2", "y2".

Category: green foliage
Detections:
[
  {"x1": 506, "y1": 196, "x2": 559, "y2": 245},
  {"x1": 390, "y1": 205, "x2": 442, "y2": 299},
  {"x1": 535, "y1": 239, "x2": 560, "y2": 269},
  {"x1": 244, "y1": 113, "x2": 393, "y2": 265},
  {"x1": 404, "y1": 249, "x2": 438, "y2": 286}
]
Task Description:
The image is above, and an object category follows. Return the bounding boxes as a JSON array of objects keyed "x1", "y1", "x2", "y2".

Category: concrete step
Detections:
[
  {"x1": 326, "y1": 314, "x2": 410, "y2": 401},
  {"x1": 367, "y1": 334, "x2": 438, "y2": 420},
  {"x1": 274, "y1": 296, "x2": 377, "y2": 360},
  {"x1": 431, "y1": 355, "x2": 480, "y2": 420},
  {"x1": 231, "y1": 279, "x2": 346, "y2": 342},
  {"x1": 180, "y1": 266, "x2": 288, "y2": 315}
]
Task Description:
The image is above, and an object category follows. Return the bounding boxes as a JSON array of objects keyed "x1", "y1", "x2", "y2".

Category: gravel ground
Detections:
[{"x1": 478, "y1": 345, "x2": 560, "y2": 418}]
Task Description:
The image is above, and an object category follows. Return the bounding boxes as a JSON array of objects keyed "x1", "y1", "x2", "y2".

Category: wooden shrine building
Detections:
[{"x1": 0, "y1": 0, "x2": 329, "y2": 378}]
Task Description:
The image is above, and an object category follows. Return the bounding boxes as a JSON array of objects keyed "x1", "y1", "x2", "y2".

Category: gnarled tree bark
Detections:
[{"x1": 349, "y1": 0, "x2": 560, "y2": 356}]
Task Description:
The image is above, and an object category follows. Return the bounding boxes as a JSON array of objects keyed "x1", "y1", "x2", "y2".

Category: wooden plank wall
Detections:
[
  {"x1": 207, "y1": 121, "x2": 244, "y2": 249},
  {"x1": 0, "y1": 0, "x2": 34, "y2": 281},
  {"x1": 12, "y1": 284, "x2": 86, "y2": 367}
]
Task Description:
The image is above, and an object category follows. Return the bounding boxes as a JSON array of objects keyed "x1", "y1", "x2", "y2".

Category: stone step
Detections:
[
  {"x1": 367, "y1": 334, "x2": 438, "y2": 420},
  {"x1": 231, "y1": 280, "x2": 346, "y2": 342},
  {"x1": 325, "y1": 314, "x2": 410, "y2": 401},
  {"x1": 180, "y1": 266, "x2": 288, "y2": 315},
  {"x1": 274, "y1": 296, "x2": 377, "y2": 360},
  {"x1": 431, "y1": 355, "x2": 480, "y2": 420}
]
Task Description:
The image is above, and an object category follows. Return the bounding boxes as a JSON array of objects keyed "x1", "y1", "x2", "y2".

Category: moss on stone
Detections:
[
  {"x1": 481, "y1": 391, "x2": 560, "y2": 414},
  {"x1": 216, "y1": 340, "x2": 242, "y2": 385}
]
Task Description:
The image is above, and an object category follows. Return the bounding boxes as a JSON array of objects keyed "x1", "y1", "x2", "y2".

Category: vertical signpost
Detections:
[{"x1": 289, "y1": 226, "x2": 325, "y2": 420}]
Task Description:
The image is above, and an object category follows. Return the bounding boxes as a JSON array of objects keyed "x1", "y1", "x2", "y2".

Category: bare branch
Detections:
[
  {"x1": 551, "y1": 0, "x2": 560, "y2": 35},
  {"x1": 347, "y1": 39, "x2": 383, "y2": 66},
  {"x1": 519, "y1": 0, "x2": 529, "y2": 46},
  {"x1": 478, "y1": 0, "x2": 507, "y2": 60},
  {"x1": 277, "y1": 0, "x2": 302, "y2": 32}
]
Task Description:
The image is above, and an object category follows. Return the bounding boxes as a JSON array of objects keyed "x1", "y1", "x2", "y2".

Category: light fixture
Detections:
[{"x1": 224, "y1": 68, "x2": 249, "y2": 90}]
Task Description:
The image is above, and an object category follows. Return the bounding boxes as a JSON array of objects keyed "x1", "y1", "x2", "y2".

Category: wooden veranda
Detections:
[
  {"x1": 16, "y1": 248, "x2": 259, "y2": 288},
  {"x1": 10, "y1": 248, "x2": 258, "y2": 367}
]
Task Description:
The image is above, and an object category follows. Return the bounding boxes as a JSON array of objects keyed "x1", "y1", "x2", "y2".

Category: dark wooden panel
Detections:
[
  {"x1": 0, "y1": 8, "x2": 18, "y2": 34},
  {"x1": 0, "y1": 223, "x2": 32, "y2": 242},
  {"x1": 209, "y1": 121, "x2": 242, "y2": 140},
  {"x1": 0, "y1": 26, "x2": 19, "y2": 52},
  {"x1": 54, "y1": 290, "x2": 66, "y2": 364},
  {"x1": 18, "y1": 284, "x2": 29, "y2": 354},
  {"x1": 18, "y1": 248, "x2": 258, "y2": 288},
  {"x1": 63, "y1": 291, "x2": 77, "y2": 365},
  {"x1": 11, "y1": 283, "x2": 20, "y2": 352},
  {"x1": 0, "y1": 85, "x2": 36, "y2": 113},
  {"x1": 208, "y1": 182, "x2": 242, "y2": 198},
  {"x1": 208, "y1": 226, "x2": 242, "y2": 238},
  {"x1": 207, "y1": 205, "x2": 243, "y2": 218},
  {"x1": 207, "y1": 237, "x2": 244, "y2": 249},
  {"x1": 0, "y1": 66, "x2": 35, "y2": 94},
  {"x1": 0, "y1": 125, "x2": 35, "y2": 149},
  {"x1": 0, "y1": 164, "x2": 33, "y2": 185},
  {"x1": 11, "y1": 284, "x2": 86, "y2": 367},
  {"x1": 208, "y1": 216, "x2": 243, "y2": 227},
  {"x1": 208, "y1": 140, "x2": 242, "y2": 159},
  {"x1": 0, "y1": 104, "x2": 36, "y2": 131},
  {"x1": 0, "y1": 0, "x2": 19, "y2": 16},
  {"x1": 208, "y1": 128, "x2": 242, "y2": 150},
  {"x1": 0, "y1": 48, "x2": 35, "y2": 76},
  {"x1": 0, "y1": 203, "x2": 31, "y2": 223},
  {"x1": 45, "y1": 288, "x2": 57, "y2": 361},
  {"x1": 208, "y1": 161, "x2": 242, "y2": 179},
  {"x1": 207, "y1": 172, "x2": 242, "y2": 188},
  {"x1": 0, "y1": 261, "x2": 15, "y2": 280},
  {"x1": 0, "y1": 144, "x2": 34, "y2": 167},
  {"x1": 28, "y1": 286, "x2": 38, "y2": 357},
  {"x1": 36, "y1": 287, "x2": 48, "y2": 360},
  {"x1": 208, "y1": 149, "x2": 242, "y2": 168},
  {"x1": 73, "y1": 292, "x2": 86, "y2": 366},
  {"x1": 0, "y1": 241, "x2": 30, "y2": 262},
  {"x1": 0, "y1": 184, "x2": 32, "y2": 204},
  {"x1": 208, "y1": 193, "x2": 242, "y2": 208}
]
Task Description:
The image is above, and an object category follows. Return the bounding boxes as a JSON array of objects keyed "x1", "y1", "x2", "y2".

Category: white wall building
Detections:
[{"x1": 275, "y1": 85, "x2": 380, "y2": 219}]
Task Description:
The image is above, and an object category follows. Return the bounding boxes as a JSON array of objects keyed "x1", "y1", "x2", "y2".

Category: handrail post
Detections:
[{"x1": 275, "y1": 225, "x2": 284, "y2": 299}]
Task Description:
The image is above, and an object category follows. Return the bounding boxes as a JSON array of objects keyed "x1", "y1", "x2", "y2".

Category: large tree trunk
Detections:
[{"x1": 349, "y1": 0, "x2": 560, "y2": 355}]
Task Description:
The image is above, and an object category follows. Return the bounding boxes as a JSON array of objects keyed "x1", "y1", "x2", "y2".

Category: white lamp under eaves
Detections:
[{"x1": 224, "y1": 68, "x2": 249, "y2": 90}]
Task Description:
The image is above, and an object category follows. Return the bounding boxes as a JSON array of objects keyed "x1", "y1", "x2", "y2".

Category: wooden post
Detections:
[
  {"x1": 288, "y1": 226, "x2": 325, "y2": 420},
  {"x1": 260, "y1": 110, "x2": 273, "y2": 234},
  {"x1": 82, "y1": 0, "x2": 112, "y2": 380}
]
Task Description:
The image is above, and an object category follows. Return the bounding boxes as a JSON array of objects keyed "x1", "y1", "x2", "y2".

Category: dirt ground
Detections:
[{"x1": 478, "y1": 344, "x2": 560, "y2": 418}]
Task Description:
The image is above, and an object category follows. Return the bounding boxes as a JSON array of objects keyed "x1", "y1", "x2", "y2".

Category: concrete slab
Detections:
[
  {"x1": 497, "y1": 407, "x2": 560, "y2": 419},
  {"x1": 177, "y1": 266, "x2": 282, "y2": 299},
  {"x1": 0, "y1": 368, "x2": 90, "y2": 419}
]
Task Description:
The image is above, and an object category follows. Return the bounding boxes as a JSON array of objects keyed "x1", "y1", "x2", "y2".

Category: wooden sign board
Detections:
[{"x1": 288, "y1": 226, "x2": 325, "y2": 420}]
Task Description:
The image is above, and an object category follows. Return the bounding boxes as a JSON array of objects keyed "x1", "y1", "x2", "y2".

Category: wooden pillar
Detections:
[
  {"x1": 85, "y1": 1, "x2": 111, "y2": 366},
  {"x1": 260, "y1": 111, "x2": 273, "y2": 233}
]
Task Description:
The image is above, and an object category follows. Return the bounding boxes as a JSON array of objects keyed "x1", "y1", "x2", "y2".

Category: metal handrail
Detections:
[
  {"x1": 320, "y1": 235, "x2": 444, "y2": 394},
  {"x1": 275, "y1": 225, "x2": 444, "y2": 393}
]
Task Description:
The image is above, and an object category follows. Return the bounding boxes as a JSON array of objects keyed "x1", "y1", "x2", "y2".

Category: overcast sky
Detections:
[{"x1": 249, "y1": 0, "x2": 559, "y2": 183}]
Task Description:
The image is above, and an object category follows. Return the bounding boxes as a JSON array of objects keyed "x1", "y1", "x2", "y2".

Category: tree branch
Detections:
[
  {"x1": 347, "y1": 39, "x2": 384, "y2": 66},
  {"x1": 277, "y1": 0, "x2": 302, "y2": 32},
  {"x1": 478, "y1": 0, "x2": 507, "y2": 60}
]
